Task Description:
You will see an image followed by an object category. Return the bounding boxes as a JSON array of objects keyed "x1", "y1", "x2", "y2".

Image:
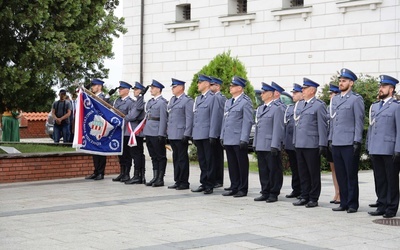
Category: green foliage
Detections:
[
  {"x1": 187, "y1": 51, "x2": 256, "y2": 106},
  {"x1": 319, "y1": 73, "x2": 380, "y2": 170},
  {"x1": 0, "y1": 0, "x2": 126, "y2": 113},
  {"x1": 0, "y1": 143, "x2": 74, "y2": 154}
]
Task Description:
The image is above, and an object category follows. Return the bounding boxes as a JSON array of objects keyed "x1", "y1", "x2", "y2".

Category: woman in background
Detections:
[{"x1": 1, "y1": 104, "x2": 22, "y2": 142}]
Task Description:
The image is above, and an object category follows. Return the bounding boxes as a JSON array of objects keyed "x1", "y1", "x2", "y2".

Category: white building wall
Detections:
[{"x1": 123, "y1": 0, "x2": 399, "y2": 97}]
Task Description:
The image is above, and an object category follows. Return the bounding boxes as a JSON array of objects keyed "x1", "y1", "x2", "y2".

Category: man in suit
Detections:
[
  {"x1": 329, "y1": 68, "x2": 365, "y2": 213},
  {"x1": 209, "y1": 76, "x2": 227, "y2": 188},
  {"x1": 191, "y1": 74, "x2": 216, "y2": 194},
  {"x1": 112, "y1": 81, "x2": 137, "y2": 182},
  {"x1": 253, "y1": 82, "x2": 284, "y2": 203},
  {"x1": 85, "y1": 79, "x2": 108, "y2": 180},
  {"x1": 283, "y1": 83, "x2": 303, "y2": 198},
  {"x1": 367, "y1": 75, "x2": 400, "y2": 218},
  {"x1": 143, "y1": 80, "x2": 168, "y2": 187},
  {"x1": 125, "y1": 82, "x2": 148, "y2": 185},
  {"x1": 220, "y1": 76, "x2": 254, "y2": 197},
  {"x1": 292, "y1": 78, "x2": 328, "y2": 208},
  {"x1": 167, "y1": 78, "x2": 194, "y2": 190}
]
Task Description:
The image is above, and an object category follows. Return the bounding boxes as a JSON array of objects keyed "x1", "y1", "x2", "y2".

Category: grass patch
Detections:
[{"x1": 0, "y1": 143, "x2": 75, "y2": 154}]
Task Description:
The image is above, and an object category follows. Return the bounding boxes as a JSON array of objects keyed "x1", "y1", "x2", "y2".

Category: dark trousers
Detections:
[
  {"x1": 194, "y1": 139, "x2": 214, "y2": 189},
  {"x1": 332, "y1": 145, "x2": 359, "y2": 210},
  {"x1": 286, "y1": 149, "x2": 301, "y2": 195},
  {"x1": 92, "y1": 155, "x2": 106, "y2": 175},
  {"x1": 130, "y1": 136, "x2": 145, "y2": 171},
  {"x1": 225, "y1": 145, "x2": 249, "y2": 193},
  {"x1": 118, "y1": 136, "x2": 132, "y2": 169},
  {"x1": 371, "y1": 155, "x2": 399, "y2": 215},
  {"x1": 211, "y1": 138, "x2": 224, "y2": 185},
  {"x1": 257, "y1": 151, "x2": 283, "y2": 198},
  {"x1": 170, "y1": 139, "x2": 190, "y2": 187},
  {"x1": 146, "y1": 136, "x2": 167, "y2": 172},
  {"x1": 296, "y1": 148, "x2": 321, "y2": 202}
]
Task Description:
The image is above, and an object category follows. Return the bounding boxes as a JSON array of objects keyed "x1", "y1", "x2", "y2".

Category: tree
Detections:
[
  {"x1": 187, "y1": 51, "x2": 256, "y2": 105},
  {"x1": 0, "y1": 0, "x2": 126, "y2": 113}
]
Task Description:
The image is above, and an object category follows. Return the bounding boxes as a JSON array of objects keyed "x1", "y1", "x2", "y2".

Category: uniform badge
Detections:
[{"x1": 89, "y1": 115, "x2": 114, "y2": 140}]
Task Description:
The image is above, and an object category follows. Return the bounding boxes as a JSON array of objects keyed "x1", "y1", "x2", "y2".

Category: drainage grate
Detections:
[{"x1": 373, "y1": 218, "x2": 400, "y2": 226}]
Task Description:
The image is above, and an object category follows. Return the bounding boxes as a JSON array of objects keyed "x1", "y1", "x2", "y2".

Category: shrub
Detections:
[{"x1": 187, "y1": 50, "x2": 256, "y2": 106}]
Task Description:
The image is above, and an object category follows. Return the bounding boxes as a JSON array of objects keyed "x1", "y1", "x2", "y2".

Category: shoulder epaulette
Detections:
[{"x1": 315, "y1": 99, "x2": 324, "y2": 104}]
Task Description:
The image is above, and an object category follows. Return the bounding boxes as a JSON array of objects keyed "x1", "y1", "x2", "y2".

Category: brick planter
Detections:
[{"x1": 0, "y1": 152, "x2": 120, "y2": 183}]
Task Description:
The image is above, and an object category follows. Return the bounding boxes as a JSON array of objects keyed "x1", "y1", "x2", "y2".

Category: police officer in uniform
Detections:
[
  {"x1": 293, "y1": 78, "x2": 328, "y2": 208},
  {"x1": 143, "y1": 80, "x2": 168, "y2": 187},
  {"x1": 329, "y1": 68, "x2": 365, "y2": 213},
  {"x1": 271, "y1": 81, "x2": 285, "y2": 106},
  {"x1": 125, "y1": 82, "x2": 148, "y2": 185},
  {"x1": 191, "y1": 74, "x2": 216, "y2": 194},
  {"x1": 253, "y1": 82, "x2": 284, "y2": 203},
  {"x1": 112, "y1": 81, "x2": 136, "y2": 182},
  {"x1": 367, "y1": 75, "x2": 400, "y2": 218},
  {"x1": 220, "y1": 76, "x2": 254, "y2": 197},
  {"x1": 85, "y1": 79, "x2": 108, "y2": 180},
  {"x1": 209, "y1": 76, "x2": 227, "y2": 188},
  {"x1": 167, "y1": 78, "x2": 194, "y2": 190},
  {"x1": 283, "y1": 83, "x2": 303, "y2": 198}
]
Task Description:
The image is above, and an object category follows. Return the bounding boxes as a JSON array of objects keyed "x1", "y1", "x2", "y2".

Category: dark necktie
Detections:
[
  {"x1": 379, "y1": 100, "x2": 384, "y2": 109},
  {"x1": 232, "y1": 98, "x2": 235, "y2": 105},
  {"x1": 174, "y1": 97, "x2": 177, "y2": 103},
  {"x1": 263, "y1": 104, "x2": 267, "y2": 111},
  {"x1": 304, "y1": 102, "x2": 308, "y2": 108}
]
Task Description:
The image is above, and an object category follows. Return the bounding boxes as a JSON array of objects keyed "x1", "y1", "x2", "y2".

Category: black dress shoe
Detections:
[
  {"x1": 85, "y1": 173, "x2": 97, "y2": 180},
  {"x1": 305, "y1": 201, "x2": 318, "y2": 208},
  {"x1": 369, "y1": 203, "x2": 379, "y2": 208},
  {"x1": 222, "y1": 190, "x2": 237, "y2": 196},
  {"x1": 332, "y1": 206, "x2": 347, "y2": 211},
  {"x1": 368, "y1": 210, "x2": 385, "y2": 216},
  {"x1": 214, "y1": 183, "x2": 223, "y2": 188},
  {"x1": 266, "y1": 197, "x2": 278, "y2": 203},
  {"x1": 94, "y1": 174, "x2": 104, "y2": 180},
  {"x1": 383, "y1": 213, "x2": 396, "y2": 218},
  {"x1": 191, "y1": 186, "x2": 205, "y2": 192},
  {"x1": 293, "y1": 199, "x2": 309, "y2": 206},
  {"x1": 329, "y1": 200, "x2": 336, "y2": 204},
  {"x1": 254, "y1": 195, "x2": 268, "y2": 201},
  {"x1": 334, "y1": 200, "x2": 341, "y2": 204},
  {"x1": 233, "y1": 191, "x2": 247, "y2": 198},
  {"x1": 176, "y1": 185, "x2": 189, "y2": 190},
  {"x1": 168, "y1": 183, "x2": 178, "y2": 189},
  {"x1": 204, "y1": 188, "x2": 213, "y2": 194},
  {"x1": 286, "y1": 192, "x2": 301, "y2": 198},
  {"x1": 224, "y1": 187, "x2": 232, "y2": 191},
  {"x1": 347, "y1": 208, "x2": 357, "y2": 213}
]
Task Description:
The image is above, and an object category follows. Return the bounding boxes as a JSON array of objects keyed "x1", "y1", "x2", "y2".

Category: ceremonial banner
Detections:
[{"x1": 73, "y1": 89, "x2": 124, "y2": 155}]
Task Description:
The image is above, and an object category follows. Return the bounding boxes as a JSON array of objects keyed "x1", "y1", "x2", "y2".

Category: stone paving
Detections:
[{"x1": 1, "y1": 153, "x2": 400, "y2": 249}]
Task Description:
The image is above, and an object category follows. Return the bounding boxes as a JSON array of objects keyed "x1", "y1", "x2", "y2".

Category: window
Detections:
[
  {"x1": 228, "y1": 0, "x2": 247, "y2": 15},
  {"x1": 282, "y1": 0, "x2": 304, "y2": 9},
  {"x1": 290, "y1": 0, "x2": 304, "y2": 8},
  {"x1": 237, "y1": 0, "x2": 247, "y2": 14},
  {"x1": 176, "y1": 4, "x2": 191, "y2": 22}
]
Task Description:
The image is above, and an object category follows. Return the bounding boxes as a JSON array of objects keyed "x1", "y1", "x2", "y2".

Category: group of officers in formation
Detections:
[{"x1": 84, "y1": 68, "x2": 400, "y2": 219}]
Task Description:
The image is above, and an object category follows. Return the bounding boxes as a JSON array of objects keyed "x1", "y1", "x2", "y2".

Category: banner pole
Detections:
[{"x1": 82, "y1": 87, "x2": 126, "y2": 118}]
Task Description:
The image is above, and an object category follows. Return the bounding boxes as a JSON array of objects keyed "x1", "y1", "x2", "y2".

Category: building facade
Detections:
[{"x1": 122, "y1": 0, "x2": 399, "y2": 95}]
